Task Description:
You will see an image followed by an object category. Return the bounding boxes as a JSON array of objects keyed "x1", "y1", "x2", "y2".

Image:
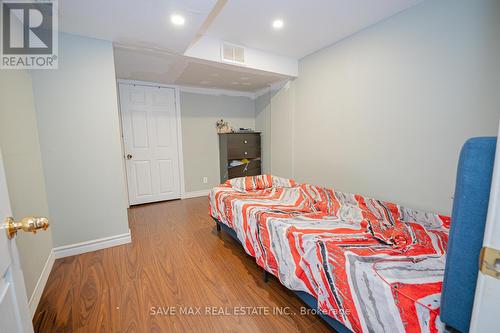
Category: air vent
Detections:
[{"x1": 221, "y1": 43, "x2": 245, "y2": 64}]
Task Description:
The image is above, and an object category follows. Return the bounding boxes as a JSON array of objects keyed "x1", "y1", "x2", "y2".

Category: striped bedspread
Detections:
[{"x1": 209, "y1": 175, "x2": 450, "y2": 333}]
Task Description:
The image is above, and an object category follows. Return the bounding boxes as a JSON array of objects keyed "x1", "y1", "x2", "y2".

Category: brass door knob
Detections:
[{"x1": 4, "y1": 216, "x2": 49, "y2": 239}]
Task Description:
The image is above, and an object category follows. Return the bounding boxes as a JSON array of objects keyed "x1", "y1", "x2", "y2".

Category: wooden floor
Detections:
[{"x1": 33, "y1": 197, "x2": 334, "y2": 332}]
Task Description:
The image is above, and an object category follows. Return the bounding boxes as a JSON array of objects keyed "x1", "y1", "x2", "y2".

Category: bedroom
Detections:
[{"x1": 0, "y1": 0, "x2": 499, "y2": 332}]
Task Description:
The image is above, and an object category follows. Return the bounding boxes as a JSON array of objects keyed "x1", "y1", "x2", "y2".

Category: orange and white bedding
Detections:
[{"x1": 209, "y1": 175, "x2": 450, "y2": 333}]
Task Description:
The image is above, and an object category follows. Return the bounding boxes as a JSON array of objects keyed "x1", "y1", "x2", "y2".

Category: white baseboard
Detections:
[
  {"x1": 181, "y1": 189, "x2": 211, "y2": 199},
  {"x1": 28, "y1": 231, "x2": 131, "y2": 317},
  {"x1": 53, "y1": 230, "x2": 132, "y2": 259},
  {"x1": 29, "y1": 249, "x2": 55, "y2": 317}
]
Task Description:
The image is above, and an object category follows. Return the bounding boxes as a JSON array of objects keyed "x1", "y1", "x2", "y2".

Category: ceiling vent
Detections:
[{"x1": 221, "y1": 43, "x2": 245, "y2": 65}]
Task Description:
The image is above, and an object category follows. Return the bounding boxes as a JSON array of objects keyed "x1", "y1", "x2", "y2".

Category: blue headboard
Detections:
[{"x1": 441, "y1": 137, "x2": 497, "y2": 332}]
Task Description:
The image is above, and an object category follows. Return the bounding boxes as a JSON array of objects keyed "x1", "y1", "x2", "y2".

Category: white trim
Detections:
[
  {"x1": 175, "y1": 87, "x2": 186, "y2": 197},
  {"x1": 29, "y1": 250, "x2": 55, "y2": 318},
  {"x1": 289, "y1": 81, "x2": 295, "y2": 179},
  {"x1": 254, "y1": 86, "x2": 270, "y2": 99},
  {"x1": 117, "y1": 79, "x2": 178, "y2": 90},
  {"x1": 179, "y1": 85, "x2": 256, "y2": 99},
  {"x1": 254, "y1": 79, "x2": 290, "y2": 99},
  {"x1": 53, "y1": 231, "x2": 131, "y2": 259},
  {"x1": 270, "y1": 86, "x2": 273, "y2": 174},
  {"x1": 470, "y1": 123, "x2": 500, "y2": 332},
  {"x1": 117, "y1": 79, "x2": 258, "y2": 100},
  {"x1": 181, "y1": 189, "x2": 211, "y2": 199},
  {"x1": 115, "y1": 80, "x2": 131, "y2": 209},
  {"x1": 29, "y1": 231, "x2": 132, "y2": 317},
  {"x1": 117, "y1": 79, "x2": 293, "y2": 101}
]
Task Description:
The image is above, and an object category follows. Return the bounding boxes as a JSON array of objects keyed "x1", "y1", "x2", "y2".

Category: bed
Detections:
[
  {"x1": 209, "y1": 175, "x2": 450, "y2": 333},
  {"x1": 209, "y1": 137, "x2": 496, "y2": 333}
]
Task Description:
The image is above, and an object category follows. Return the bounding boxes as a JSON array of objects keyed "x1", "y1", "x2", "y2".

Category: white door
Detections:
[
  {"x1": 470, "y1": 127, "x2": 500, "y2": 332},
  {"x1": 0, "y1": 152, "x2": 33, "y2": 333},
  {"x1": 119, "y1": 83, "x2": 181, "y2": 205}
]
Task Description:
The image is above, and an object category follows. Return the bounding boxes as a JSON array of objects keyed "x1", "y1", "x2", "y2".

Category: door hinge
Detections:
[{"x1": 479, "y1": 246, "x2": 500, "y2": 280}]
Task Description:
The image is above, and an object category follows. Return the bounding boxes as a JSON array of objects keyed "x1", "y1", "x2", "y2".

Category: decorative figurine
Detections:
[{"x1": 216, "y1": 119, "x2": 233, "y2": 133}]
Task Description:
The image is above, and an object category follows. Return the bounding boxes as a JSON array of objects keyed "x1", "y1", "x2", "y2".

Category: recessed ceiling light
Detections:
[
  {"x1": 200, "y1": 80, "x2": 210, "y2": 85},
  {"x1": 231, "y1": 82, "x2": 240, "y2": 85},
  {"x1": 272, "y1": 19, "x2": 284, "y2": 29},
  {"x1": 241, "y1": 82, "x2": 251, "y2": 86},
  {"x1": 210, "y1": 73, "x2": 220, "y2": 77},
  {"x1": 171, "y1": 14, "x2": 185, "y2": 26},
  {"x1": 240, "y1": 76, "x2": 249, "y2": 81}
]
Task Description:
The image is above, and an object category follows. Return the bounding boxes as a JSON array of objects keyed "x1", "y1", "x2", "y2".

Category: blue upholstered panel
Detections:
[{"x1": 441, "y1": 137, "x2": 497, "y2": 333}]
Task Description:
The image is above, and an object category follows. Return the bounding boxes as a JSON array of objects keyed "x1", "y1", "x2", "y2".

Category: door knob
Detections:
[
  {"x1": 4, "y1": 216, "x2": 49, "y2": 239},
  {"x1": 126, "y1": 154, "x2": 133, "y2": 160}
]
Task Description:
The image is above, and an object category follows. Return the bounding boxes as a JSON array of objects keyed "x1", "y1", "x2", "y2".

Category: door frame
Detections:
[
  {"x1": 116, "y1": 79, "x2": 186, "y2": 205},
  {"x1": 0, "y1": 149, "x2": 34, "y2": 332},
  {"x1": 469, "y1": 122, "x2": 500, "y2": 332}
]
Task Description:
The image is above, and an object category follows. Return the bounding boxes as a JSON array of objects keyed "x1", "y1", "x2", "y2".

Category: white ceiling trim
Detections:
[
  {"x1": 254, "y1": 79, "x2": 291, "y2": 99},
  {"x1": 117, "y1": 79, "x2": 258, "y2": 99},
  {"x1": 179, "y1": 85, "x2": 256, "y2": 99},
  {"x1": 117, "y1": 79, "x2": 180, "y2": 89}
]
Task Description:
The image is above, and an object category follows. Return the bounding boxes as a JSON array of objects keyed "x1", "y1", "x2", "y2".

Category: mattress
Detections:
[{"x1": 209, "y1": 175, "x2": 450, "y2": 333}]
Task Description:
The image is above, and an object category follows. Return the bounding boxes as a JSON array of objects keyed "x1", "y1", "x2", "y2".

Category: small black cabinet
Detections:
[{"x1": 219, "y1": 133, "x2": 262, "y2": 183}]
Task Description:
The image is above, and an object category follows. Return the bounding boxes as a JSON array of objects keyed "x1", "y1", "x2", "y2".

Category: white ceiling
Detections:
[
  {"x1": 113, "y1": 46, "x2": 187, "y2": 84},
  {"x1": 60, "y1": 0, "x2": 424, "y2": 91},
  {"x1": 59, "y1": 0, "x2": 217, "y2": 54},
  {"x1": 114, "y1": 46, "x2": 287, "y2": 92},
  {"x1": 175, "y1": 61, "x2": 287, "y2": 91},
  {"x1": 205, "y1": 0, "x2": 423, "y2": 58}
]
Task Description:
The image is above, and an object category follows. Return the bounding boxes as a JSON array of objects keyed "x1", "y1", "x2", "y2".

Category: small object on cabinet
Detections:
[
  {"x1": 238, "y1": 128, "x2": 255, "y2": 133},
  {"x1": 216, "y1": 118, "x2": 233, "y2": 134}
]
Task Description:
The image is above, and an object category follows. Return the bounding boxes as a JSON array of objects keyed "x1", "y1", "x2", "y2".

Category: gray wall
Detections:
[
  {"x1": 31, "y1": 33, "x2": 129, "y2": 246},
  {"x1": 255, "y1": 84, "x2": 294, "y2": 178},
  {"x1": 271, "y1": 0, "x2": 500, "y2": 215},
  {"x1": 0, "y1": 71, "x2": 53, "y2": 300},
  {"x1": 180, "y1": 92, "x2": 255, "y2": 192},
  {"x1": 255, "y1": 92, "x2": 271, "y2": 173}
]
